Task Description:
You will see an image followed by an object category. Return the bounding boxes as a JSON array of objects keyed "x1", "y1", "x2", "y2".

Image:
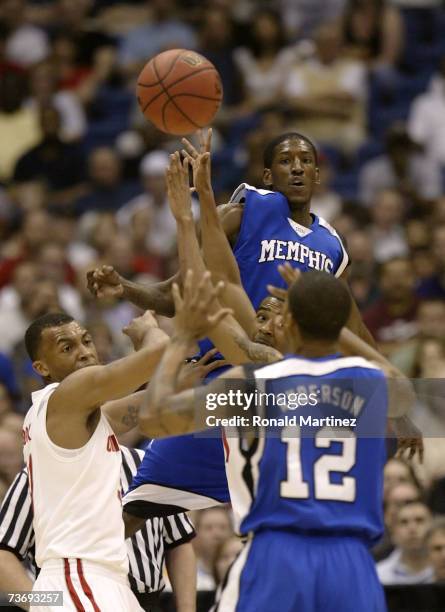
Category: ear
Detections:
[
  {"x1": 314, "y1": 166, "x2": 320, "y2": 185},
  {"x1": 33, "y1": 360, "x2": 50, "y2": 379},
  {"x1": 263, "y1": 167, "x2": 273, "y2": 188}
]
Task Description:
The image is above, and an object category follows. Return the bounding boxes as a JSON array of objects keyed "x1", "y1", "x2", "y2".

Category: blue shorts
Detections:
[
  {"x1": 123, "y1": 363, "x2": 231, "y2": 518},
  {"x1": 216, "y1": 531, "x2": 386, "y2": 612},
  {"x1": 123, "y1": 434, "x2": 230, "y2": 518}
]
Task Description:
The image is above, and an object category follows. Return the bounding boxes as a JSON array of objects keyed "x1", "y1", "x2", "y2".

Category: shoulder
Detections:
[{"x1": 217, "y1": 203, "x2": 244, "y2": 245}]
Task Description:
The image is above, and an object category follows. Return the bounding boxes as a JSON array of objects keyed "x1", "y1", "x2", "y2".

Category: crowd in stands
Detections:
[{"x1": 1, "y1": 0, "x2": 445, "y2": 603}]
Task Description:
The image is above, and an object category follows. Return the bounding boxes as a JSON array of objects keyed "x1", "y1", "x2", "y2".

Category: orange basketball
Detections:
[{"x1": 136, "y1": 49, "x2": 223, "y2": 136}]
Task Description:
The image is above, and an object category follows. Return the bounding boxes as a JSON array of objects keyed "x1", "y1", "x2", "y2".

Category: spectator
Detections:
[
  {"x1": 377, "y1": 501, "x2": 434, "y2": 585},
  {"x1": 193, "y1": 507, "x2": 233, "y2": 591},
  {"x1": 425, "y1": 518, "x2": 445, "y2": 583},
  {"x1": 118, "y1": 150, "x2": 198, "y2": 258},
  {"x1": 36, "y1": 242, "x2": 85, "y2": 321},
  {"x1": 25, "y1": 60, "x2": 87, "y2": 142},
  {"x1": 234, "y1": 9, "x2": 296, "y2": 111},
  {"x1": 0, "y1": 278, "x2": 60, "y2": 354},
  {"x1": 12, "y1": 106, "x2": 86, "y2": 206},
  {"x1": 0, "y1": 428, "x2": 23, "y2": 486},
  {"x1": 1, "y1": 0, "x2": 50, "y2": 68},
  {"x1": 197, "y1": 6, "x2": 245, "y2": 110},
  {"x1": 358, "y1": 122, "x2": 442, "y2": 207},
  {"x1": 368, "y1": 189, "x2": 408, "y2": 262},
  {"x1": 373, "y1": 479, "x2": 423, "y2": 562},
  {"x1": 74, "y1": 147, "x2": 139, "y2": 216},
  {"x1": 53, "y1": 0, "x2": 116, "y2": 69},
  {"x1": 386, "y1": 483, "x2": 424, "y2": 530},
  {"x1": 408, "y1": 56, "x2": 445, "y2": 165},
  {"x1": 0, "y1": 210, "x2": 53, "y2": 288},
  {"x1": 0, "y1": 69, "x2": 40, "y2": 182},
  {"x1": 342, "y1": 0, "x2": 404, "y2": 69},
  {"x1": 390, "y1": 299, "x2": 445, "y2": 376},
  {"x1": 310, "y1": 153, "x2": 342, "y2": 222},
  {"x1": 118, "y1": 0, "x2": 197, "y2": 77},
  {"x1": 285, "y1": 22, "x2": 367, "y2": 154},
  {"x1": 278, "y1": 0, "x2": 347, "y2": 40},
  {"x1": 417, "y1": 225, "x2": 445, "y2": 300},
  {"x1": 212, "y1": 536, "x2": 244, "y2": 585},
  {"x1": 0, "y1": 383, "x2": 16, "y2": 424},
  {"x1": 0, "y1": 353, "x2": 19, "y2": 401},
  {"x1": 363, "y1": 257, "x2": 419, "y2": 355},
  {"x1": 384, "y1": 458, "x2": 421, "y2": 501}
]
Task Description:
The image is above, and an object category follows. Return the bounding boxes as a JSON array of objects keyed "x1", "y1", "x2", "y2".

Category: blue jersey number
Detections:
[{"x1": 280, "y1": 426, "x2": 357, "y2": 502}]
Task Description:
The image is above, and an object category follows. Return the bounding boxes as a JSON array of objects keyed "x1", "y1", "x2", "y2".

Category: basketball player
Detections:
[
  {"x1": 20, "y1": 310, "x2": 172, "y2": 611},
  {"x1": 87, "y1": 129, "x2": 373, "y2": 344},
  {"x1": 123, "y1": 153, "x2": 420, "y2": 524},
  {"x1": 139, "y1": 270, "x2": 414, "y2": 611}
]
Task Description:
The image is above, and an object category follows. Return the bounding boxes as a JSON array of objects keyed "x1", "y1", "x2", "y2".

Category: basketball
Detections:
[{"x1": 136, "y1": 49, "x2": 223, "y2": 136}]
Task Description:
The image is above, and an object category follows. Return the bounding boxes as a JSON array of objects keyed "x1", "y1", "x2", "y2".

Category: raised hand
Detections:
[
  {"x1": 181, "y1": 128, "x2": 212, "y2": 194},
  {"x1": 391, "y1": 415, "x2": 424, "y2": 463},
  {"x1": 166, "y1": 151, "x2": 193, "y2": 222},
  {"x1": 267, "y1": 264, "x2": 302, "y2": 301},
  {"x1": 176, "y1": 348, "x2": 229, "y2": 391},
  {"x1": 87, "y1": 265, "x2": 124, "y2": 300},
  {"x1": 172, "y1": 269, "x2": 232, "y2": 340},
  {"x1": 123, "y1": 310, "x2": 160, "y2": 350}
]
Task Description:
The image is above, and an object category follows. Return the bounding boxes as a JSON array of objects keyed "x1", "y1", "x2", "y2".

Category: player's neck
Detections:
[
  {"x1": 288, "y1": 203, "x2": 312, "y2": 228},
  {"x1": 297, "y1": 339, "x2": 339, "y2": 359}
]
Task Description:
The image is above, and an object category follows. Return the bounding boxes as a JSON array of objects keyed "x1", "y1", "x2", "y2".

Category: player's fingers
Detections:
[
  {"x1": 213, "y1": 280, "x2": 225, "y2": 299},
  {"x1": 205, "y1": 128, "x2": 212, "y2": 152},
  {"x1": 267, "y1": 285, "x2": 287, "y2": 301},
  {"x1": 198, "y1": 129, "x2": 205, "y2": 153},
  {"x1": 181, "y1": 138, "x2": 199, "y2": 158},
  {"x1": 209, "y1": 308, "x2": 233, "y2": 327},
  {"x1": 183, "y1": 269, "x2": 194, "y2": 304},
  {"x1": 203, "y1": 359, "x2": 229, "y2": 374},
  {"x1": 171, "y1": 282, "x2": 184, "y2": 311},
  {"x1": 197, "y1": 348, "x2": 219, "y2": 365}
]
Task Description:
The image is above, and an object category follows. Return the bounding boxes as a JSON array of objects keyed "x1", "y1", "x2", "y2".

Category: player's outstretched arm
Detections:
[
  {"x1": 166, "y1": 150, "x2": 274, "y2": 364},
  {"x1": 87, "y1": 265, "x2": 178, "y2": 318},
  {"x1": 49, "y1": 312, "x2": 169, "y2": 416},
  {"x1": 182, "y1": 130, "x2": 242, "y2": 287},
  {"x1": 140, "y1": 272, "x2": 240, "y2": 437},
  {"x1": 182, "y1": 130, "x2": 257, "y2": 337}
]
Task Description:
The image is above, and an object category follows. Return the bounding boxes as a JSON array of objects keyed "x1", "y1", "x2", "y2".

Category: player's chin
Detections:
[{"x1": 285, "y1": 189, "x2": 311, "y2": 206}]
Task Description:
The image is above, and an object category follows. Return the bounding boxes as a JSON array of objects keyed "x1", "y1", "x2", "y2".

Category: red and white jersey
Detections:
[{"x1": 22, "y1": 383, "x2": 128, "y2": 575}]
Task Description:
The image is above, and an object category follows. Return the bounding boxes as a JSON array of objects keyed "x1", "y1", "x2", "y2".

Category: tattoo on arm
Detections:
[
  {"x1": 121, "y1": 405, "x2": 140, "y2": 427},
  {"x1": 234, "y1": 336, "x2": 281, "y2": 363}
]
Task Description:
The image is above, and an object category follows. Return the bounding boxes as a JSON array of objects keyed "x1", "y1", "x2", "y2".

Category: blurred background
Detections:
[{"x1": 1, "y1": 0, "x2": 445, "y2": 608}]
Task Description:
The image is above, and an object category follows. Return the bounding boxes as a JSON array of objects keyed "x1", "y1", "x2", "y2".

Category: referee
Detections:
[{"x1": 0, "y1": 446, "x2": 196, "y2": 612}]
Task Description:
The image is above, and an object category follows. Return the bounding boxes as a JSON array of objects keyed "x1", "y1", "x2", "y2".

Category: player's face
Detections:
[
  {"x1": 253, "y1": 297, "x2": 282, "y2": 347},
  {"x1": 263, "y1": 139, "x2": 319, "y2": 207},
  {"x1": 33, "y1": 322, "x2": 99, "y2": 382}
]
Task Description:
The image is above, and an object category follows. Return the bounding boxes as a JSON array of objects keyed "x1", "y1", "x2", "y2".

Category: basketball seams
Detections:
[
  {"x1": 137, "y1": 50, "x2": 183, "y2": 89},
  {"x1": 168, "y1": 93, "x2": 222, "y2": 102},
  {"x1": 151, "y1": 55, "x2": 202, "y2": 132},
  {"x1": 141, "y1": 65, "x2": 219, "y2": 115}
]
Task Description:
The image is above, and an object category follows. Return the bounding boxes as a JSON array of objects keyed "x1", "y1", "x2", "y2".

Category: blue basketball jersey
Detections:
[
  {"x1": 230, "y1": 183, "x2": 349, "y2": 309},
  {"x1": 198, "y1": 183, "x2": 349, "y2": 357},
  {"x1": 225, "y1": 354, "x2": 387, "y2": 546}
]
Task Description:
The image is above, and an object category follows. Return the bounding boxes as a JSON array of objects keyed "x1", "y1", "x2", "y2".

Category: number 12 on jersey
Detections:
[{"x1": 280, "y1": 426, "x2": 357, "y2": 502}]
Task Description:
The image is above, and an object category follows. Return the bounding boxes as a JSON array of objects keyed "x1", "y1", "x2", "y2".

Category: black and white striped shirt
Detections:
[{"x1": 0, "y1": 446, "x2": 195, "y2": 594}]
